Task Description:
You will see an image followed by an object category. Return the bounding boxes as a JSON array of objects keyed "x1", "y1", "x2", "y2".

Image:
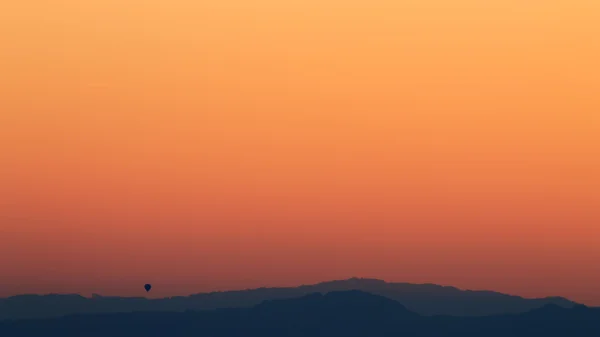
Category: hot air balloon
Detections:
[{"x1": 144, "y1": 284, "x2": 152, "y2": 292}]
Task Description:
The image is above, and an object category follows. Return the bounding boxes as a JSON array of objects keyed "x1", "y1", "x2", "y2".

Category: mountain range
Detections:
[
  {"x1": 0, "y1": 290, "x2": 597, "y2": 337},
  {"x1": 0, "y1": 278, "x2": 577, "y2": 320}
]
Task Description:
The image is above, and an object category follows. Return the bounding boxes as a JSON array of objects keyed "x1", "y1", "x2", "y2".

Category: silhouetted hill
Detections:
[
  {"x1": 294, "y1": 278, "x2": 577, "y2": 316},
  {"x1": 254, "y1": 290, "x2": 418, "y2": 320},
  {"x1": 0, "y1": 291, "x2": 597, "y2": 337},
  {"x1": 0, "y1": 278, "x2": 578, "y2": 320}
]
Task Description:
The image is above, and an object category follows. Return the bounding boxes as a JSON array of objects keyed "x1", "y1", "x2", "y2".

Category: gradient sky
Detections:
[{"x1": 1, "y1": 1, "x2": 599, "y2": 304}]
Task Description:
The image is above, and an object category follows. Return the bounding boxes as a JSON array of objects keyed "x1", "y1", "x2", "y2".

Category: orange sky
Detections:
[{"x1": 1, "y1": 0, "x2": 599, "y2": 305}]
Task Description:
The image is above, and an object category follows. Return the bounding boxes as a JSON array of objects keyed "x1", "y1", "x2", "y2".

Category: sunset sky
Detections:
[{"x1": 1, "y1": 1, "x2": 599, "y2": 305}]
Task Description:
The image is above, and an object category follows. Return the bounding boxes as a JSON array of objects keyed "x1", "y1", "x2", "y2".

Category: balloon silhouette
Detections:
[{"x1": 144, "y1": 284, "x2": 152, "y2": 292}]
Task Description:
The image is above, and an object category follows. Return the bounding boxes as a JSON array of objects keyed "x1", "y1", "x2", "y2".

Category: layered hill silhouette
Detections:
[
  {"x1": 0, "y1": 290, "x2": 597, "y2": 337},
  {"x1": 0, "y1": 278, "x2": 578, "y2": 320}
]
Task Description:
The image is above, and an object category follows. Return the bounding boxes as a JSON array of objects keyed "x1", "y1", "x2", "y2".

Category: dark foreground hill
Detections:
[
  {"x1": 0, "y1": 291, "x2": 597, "y2": 337},
  {"x1": 0, "y1": 278, "x2": 577, "y2": 320}
]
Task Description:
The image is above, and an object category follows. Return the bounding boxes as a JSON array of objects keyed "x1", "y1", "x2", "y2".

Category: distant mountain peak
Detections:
[{"x1": 314, "y1": 277, "x2": 388, "y2": 287}]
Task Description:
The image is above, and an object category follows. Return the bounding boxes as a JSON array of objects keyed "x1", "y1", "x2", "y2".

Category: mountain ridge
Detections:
[
  {"x1": 0, "y1": 278, "x2": 578, "y2": 320},
  {"x1": 0, "y1": 290, "x2": 597, "y2": 337}
]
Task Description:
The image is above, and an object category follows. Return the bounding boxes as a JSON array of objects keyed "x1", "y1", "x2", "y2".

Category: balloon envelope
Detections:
[{"x1": 144, "y1": 284, "x2": 152, "y2": 292}]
